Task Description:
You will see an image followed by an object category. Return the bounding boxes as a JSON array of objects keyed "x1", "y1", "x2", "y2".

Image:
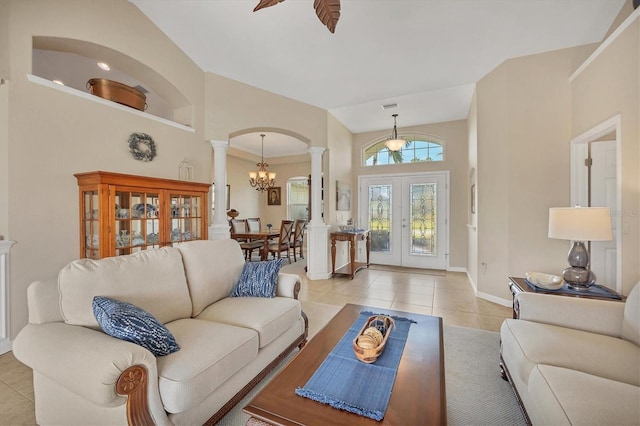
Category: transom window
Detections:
[{"x1": 363, "y1": 136, "x2": 444, "y2": 166}]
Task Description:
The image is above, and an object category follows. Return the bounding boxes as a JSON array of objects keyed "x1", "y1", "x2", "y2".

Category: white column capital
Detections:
[
  {"x1": 0, "y1": 240, "x2": 16, "y2": 255},
  {"x1": 308, "y1": 146, "x2": 326, "y2": 155},
  {"x1": 210, "y1": 140, "x2": 229, "y2": 150}
]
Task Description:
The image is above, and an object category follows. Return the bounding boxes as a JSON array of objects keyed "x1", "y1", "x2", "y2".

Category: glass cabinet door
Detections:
[
  {"x1": 114, "y1": 190, "x2": 160, "y2": 255},
  {"x1": 82, "y1": 190, "x2": 100, "y2": 259},
  {"x1": 169, "y1": 193, "x2": 203, "y2": 243}
]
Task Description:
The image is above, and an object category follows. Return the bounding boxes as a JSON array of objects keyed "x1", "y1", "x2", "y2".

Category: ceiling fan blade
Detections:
[
  {"x1": 313, "y1": 0, "x2": 340, "y2": 33},
  {"x1": 253, "y1": 0, "x2": 286, "y2": 12}
]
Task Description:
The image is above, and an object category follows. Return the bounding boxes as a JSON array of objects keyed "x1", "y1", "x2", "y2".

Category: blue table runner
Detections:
[{"x1": 295, "y1": 311, "x2": 415, "y2": 421}]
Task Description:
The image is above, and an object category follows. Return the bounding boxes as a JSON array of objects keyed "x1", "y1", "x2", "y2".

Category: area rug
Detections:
[
  {"x1": 217, "y1": 320, "x2": 526, "y2": 425},
  {"x1": 369, "y1": 263, "x2": 447, "y2": 276}
]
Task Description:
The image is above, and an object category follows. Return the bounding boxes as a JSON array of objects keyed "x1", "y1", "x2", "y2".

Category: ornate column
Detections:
[
  {"x1": 0, "y1": 240, "x2": 16, "y2": 355},
  {"x1": 306, "y1": 147, "x2": 331, "y2": 280},
  {"x1": 209, "y1": 140, "x2": 231, "y2": 240}
]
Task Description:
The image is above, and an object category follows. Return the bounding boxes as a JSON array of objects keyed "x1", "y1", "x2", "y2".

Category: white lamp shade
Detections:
[
  {"x1": 385, "y1": 139, "x2": 404, "y2": 151},
  {"x1": 249, "y1": 172, "x2": 257, "y2": 180},
  {"x1": 548, "y1": 207, "x2": 613, "y2": 241},
  {"x1": 268, "y1": 172, "x2": 276, "y2": 180}
]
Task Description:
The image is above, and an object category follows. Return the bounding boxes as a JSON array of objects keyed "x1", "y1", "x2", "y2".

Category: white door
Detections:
[
  {"x1": 571, "y1": 140, "x2": 617, "y2": 287},
  {"x1": 590, "y1": 141, "x2": 617, "y2": 287},
  {"x1": 360, "y1": 173, "x2": 448, "y2": 269}
]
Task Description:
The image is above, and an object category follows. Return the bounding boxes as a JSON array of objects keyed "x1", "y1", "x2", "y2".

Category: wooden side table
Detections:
[
  {"x1": 508, "y1": 276, "x2": 625, "y2": 319},
  {"x1": 331, "y1": 230, "x2": 370, "y2": 279}
]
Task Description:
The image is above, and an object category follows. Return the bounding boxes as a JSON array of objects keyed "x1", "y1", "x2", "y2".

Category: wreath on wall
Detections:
[{"x1": 128, "y1": 132, "x2": 156, "y2": 162}]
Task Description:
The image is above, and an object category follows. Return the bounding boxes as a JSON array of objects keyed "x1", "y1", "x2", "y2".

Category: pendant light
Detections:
[
  {"x1": 385, "y1": 113, "x2": 405, "y2": 151},
  {"x1": 248, "y1": 134, "x2": 276, "y2": 192}
]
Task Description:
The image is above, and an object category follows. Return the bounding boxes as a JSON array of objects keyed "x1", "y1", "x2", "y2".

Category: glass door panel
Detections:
[
  {"x1": 169, "y1": 193, "x2": 203, "y2": 243},
  {"x1": 115, "y1": 190, "x2": 159, "y2": 254},
  {"x1": 408, "y1": 182, "x2": 436, "y2": 256},
  {"x1": 368, "y1": 184, "x2": 392, "y2": 253},
  {"x1": 401, "y1": 175, "x2": 445, "y2": 269}
]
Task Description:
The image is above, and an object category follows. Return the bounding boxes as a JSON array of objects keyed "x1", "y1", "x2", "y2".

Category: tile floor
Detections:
[{"x1": 0, "y1": 262, "x2": 512, "y2": 425}]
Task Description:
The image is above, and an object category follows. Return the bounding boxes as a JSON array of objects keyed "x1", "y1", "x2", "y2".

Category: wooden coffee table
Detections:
[{"x1": 243, "y1": 303, "x2": 446, "y2": 425}]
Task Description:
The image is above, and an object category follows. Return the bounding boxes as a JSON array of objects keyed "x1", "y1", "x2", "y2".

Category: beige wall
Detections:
[
  {"x1": 2, "y1": 0, "x2": 209, "y2": 338},
  {"x1": 352, "y1": 119, "x2": 468, "y2": 270},
  {"x1": 571, "y1": 17, "x2": 640, "y2": 295},
  {"x1": 473, "y1": 44, "x2": 617, "y2": 303},
  {"x1": 327, "y1": 113, "x2": 354, "y2": 267},
  {"x1": 467, "y1": 90, "x2": 478, "y2": 288},
  {"x1": 205, "y1": 72, "x2": 328, "y2": 146}
]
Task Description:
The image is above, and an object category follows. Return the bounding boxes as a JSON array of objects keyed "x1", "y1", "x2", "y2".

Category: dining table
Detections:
[{"x1": 232, "y1": 229, "x2": 280, "y2": 261}]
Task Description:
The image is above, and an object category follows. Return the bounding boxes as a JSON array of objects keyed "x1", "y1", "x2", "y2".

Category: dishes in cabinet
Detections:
[
  {"x1": 86, "y1": 235, "x2": 99, "y2": 249},
  {"x1": 132, "y1": 232, "x2": 145, "y2": 247},
  {"x1": 132, "y1": 203, "x2": 158, "y2": 218}
]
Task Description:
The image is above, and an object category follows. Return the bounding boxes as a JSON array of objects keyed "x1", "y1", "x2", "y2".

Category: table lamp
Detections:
[{"x1": 548, "y1": 207, "x2": 612, "y2": 291}]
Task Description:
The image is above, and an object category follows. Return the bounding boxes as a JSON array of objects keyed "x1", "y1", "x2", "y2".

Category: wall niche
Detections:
[{"x1": 31, "y1": 37, "x2": 194, "y2": 129}]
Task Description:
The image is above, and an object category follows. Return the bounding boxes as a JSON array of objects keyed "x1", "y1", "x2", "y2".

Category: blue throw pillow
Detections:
[
  {"x1": 230, "y1": 259, "x2": 286, "y2": 298},
  {"x1": 92, "y1": 296, "x2": 180, "y2": 356}
]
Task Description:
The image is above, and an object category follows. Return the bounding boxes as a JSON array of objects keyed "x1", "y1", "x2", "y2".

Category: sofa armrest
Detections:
[
  {"x1": 13, "y1": 323, "x2": 164, "y2": 411},
  {"x1": 516, "y1": 292, "x2": 625, "y2": 337},
  {"x1": 276, "y1": 273, "x2": 301, "y2": 299},
  {"x1": 27, "y1": 279, "x2": 64, "y2": 324}
]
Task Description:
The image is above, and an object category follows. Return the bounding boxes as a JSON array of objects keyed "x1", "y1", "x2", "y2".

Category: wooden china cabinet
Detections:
[{"x1": 75, "y1": 171, "x2": 210, "y2": 259}]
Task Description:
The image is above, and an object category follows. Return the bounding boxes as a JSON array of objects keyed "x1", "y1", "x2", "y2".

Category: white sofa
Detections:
[
  {"x1": 13, "y1": 239, "x2": 308, "y2": 426},
  {"x1": 500, "y1": 283, "x2": 639, "y2": 425}
]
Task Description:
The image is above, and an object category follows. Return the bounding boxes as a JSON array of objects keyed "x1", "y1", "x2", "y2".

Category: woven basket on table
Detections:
[{"x1": 352, "y1": 315, "x2": 395, "y2": 363}]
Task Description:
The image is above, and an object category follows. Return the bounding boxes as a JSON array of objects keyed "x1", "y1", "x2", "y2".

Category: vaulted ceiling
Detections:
[{"x1": 130, "y1": 0, "x2": 625, "y2": 153}]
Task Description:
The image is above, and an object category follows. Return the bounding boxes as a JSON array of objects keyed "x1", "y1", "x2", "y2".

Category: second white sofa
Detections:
[{"x1": 500, "y1": 283, "x2": 639, "y2": 425}]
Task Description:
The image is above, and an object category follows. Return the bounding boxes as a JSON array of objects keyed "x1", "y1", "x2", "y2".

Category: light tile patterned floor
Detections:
[{"x1": 0, "y1": 262, "x2": 512, "y2": 425}]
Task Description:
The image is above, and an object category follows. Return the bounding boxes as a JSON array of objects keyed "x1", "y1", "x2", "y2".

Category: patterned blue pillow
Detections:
[
  {"x1": 92, "y1": 296, "x2": 180, "y2": 356},
  {"x1": 230, "y1": 259, "x2": 286, "y2": 298}
]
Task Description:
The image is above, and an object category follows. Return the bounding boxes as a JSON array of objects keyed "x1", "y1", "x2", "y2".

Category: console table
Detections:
[{"x1": 331, "y1": 229, "x2": 370, "y2": 279}]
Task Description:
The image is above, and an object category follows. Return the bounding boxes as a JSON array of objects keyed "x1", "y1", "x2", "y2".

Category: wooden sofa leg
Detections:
[{"x1": 116, "y1": 365, "x2": 154, "y2": 426}]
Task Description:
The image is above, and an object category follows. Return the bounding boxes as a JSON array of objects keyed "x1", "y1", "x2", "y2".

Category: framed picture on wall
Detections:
[
  {"x1": 336, "y1": 180, "x2": 351, "y2": 211},
  {"x1": 267, "y1": 187, "x2": 281, "y2": 206}
]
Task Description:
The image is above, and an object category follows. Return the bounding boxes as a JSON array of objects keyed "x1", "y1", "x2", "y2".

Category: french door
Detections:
[{"x1": 359, "y1": 172, "x2": 448, "y2": 269}]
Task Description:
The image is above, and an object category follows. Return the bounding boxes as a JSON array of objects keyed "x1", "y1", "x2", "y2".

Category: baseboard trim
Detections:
[{"x1": 475, "y1": 291, "x2": 512, "y2": 308}]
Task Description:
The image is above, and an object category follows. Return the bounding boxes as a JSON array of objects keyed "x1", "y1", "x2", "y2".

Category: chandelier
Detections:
[
  {"x1": 249, "y1": 134, "x2": 276, "y2": 192},
  {"x1": 385, "y1": 114, "x2": 405, "y2": 152}
]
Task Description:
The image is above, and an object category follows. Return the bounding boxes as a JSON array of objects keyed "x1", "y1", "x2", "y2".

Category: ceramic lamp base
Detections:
[{"x1": 562, "y1": 267, "x2": 596, "y2": 291}]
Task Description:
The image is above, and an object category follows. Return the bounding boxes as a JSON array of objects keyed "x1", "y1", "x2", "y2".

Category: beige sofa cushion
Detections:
[
  {"x1": 501, "y1": 319, "x2": 640, "y2": 387},
  {"x1": 158, "y1": 318, "x2": 258, "y2": 414},
  {"x1": 527, "y1": 364, "x2": 640, "y2": 426},
  {"x1": 175, "y1": 240, "x2": 246, "y2": 317},
  {"x1": 197, "y1": 297, "x2": 301, "y2": 348},
  {"x1": 59, "y1": 247, "x2": 192, "y2": 329}
]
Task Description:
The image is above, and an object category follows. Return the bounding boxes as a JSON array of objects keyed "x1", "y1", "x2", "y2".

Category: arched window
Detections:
[{"x1": 363, "y1": 135, "x2": 444, "y2": 166}]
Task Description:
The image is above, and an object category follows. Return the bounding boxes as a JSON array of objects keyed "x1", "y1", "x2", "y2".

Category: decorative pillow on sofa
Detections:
[
  {"x1": 92, "y1": 296, "x2": 180, "y2": 356},
  {"x1": 230, "y1": 259, "x2": 286, "y2": 298}
]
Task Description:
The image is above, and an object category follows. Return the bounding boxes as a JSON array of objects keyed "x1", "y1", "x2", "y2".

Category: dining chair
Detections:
[
  {"x1": 290, "y1": 219, "x2": 306, "y2": 262},
  {"x1": 244, "y1": 218, "x2": 265, "y2": 261},
  {"x1": 268, "y1": 220, "x2": 294, "y2": 263},
  {"x1": 230, "y1": 219, "x2": 263, "y2": 261},
  {"x1": 246, "y1": 217, "x2": 261, "y2": 233}
]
